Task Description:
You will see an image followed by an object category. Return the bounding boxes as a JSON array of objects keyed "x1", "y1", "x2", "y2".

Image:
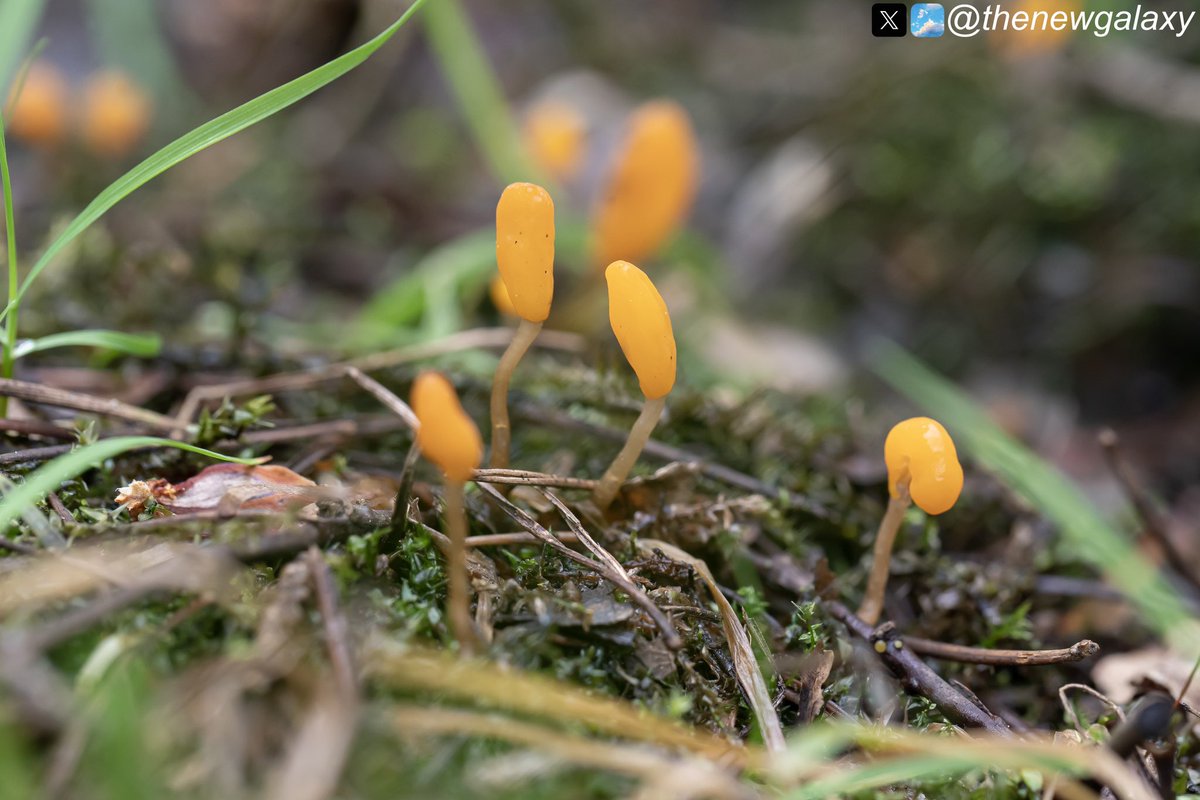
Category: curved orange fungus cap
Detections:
[
  {"x1": 411, "y1": 372, "x2": 483, "y2": 483},
  {"x1": 524, "y1": 102, "x2": 585, "y2": 180},
  {"x1": 592, "y1": 100, "x2": 699, "y2": 267},
  {"x1": 7, "y1": 62, "x2": 69, "y2": 148},
  {"x1": 884, "y1": 417, "x2": 963, "y2": 515},
  {"x1": 81, "y1": 70, "x2": 152, "y2": 159},
  {"x1": 496, "y1": 182, "x2": 555, "y2": 323},
  {"x1": 605, "y1": 260, "x2": 676, "y2": 400}
]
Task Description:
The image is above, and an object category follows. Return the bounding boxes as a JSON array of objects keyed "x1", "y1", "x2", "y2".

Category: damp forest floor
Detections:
[{"x1": 0, "y1": 342, "x2": 1198, "y2": 800}]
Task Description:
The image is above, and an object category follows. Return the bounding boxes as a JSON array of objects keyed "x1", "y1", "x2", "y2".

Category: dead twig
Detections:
[
  {"x1": 825, "y1": 599, "x2": 1011, "y2": 735},
  {"x1": 904, "y1": 636, "x2": 1100, "y2": 666},
  {"x1": 465, "y1": 531, "x2": 580, "y2": 548},
  {"x1": 478, "y1": 482, "x2": 683, "y2": 650},
  {"x1": 341, "y1": 366, "x2": 418, "y2": 430},
  {"x1": 0, "y1": 377, "x2": 178, "y2": 431},
  {"x1": 474, "y1": 469, "x2": 598, "y2": 490}
]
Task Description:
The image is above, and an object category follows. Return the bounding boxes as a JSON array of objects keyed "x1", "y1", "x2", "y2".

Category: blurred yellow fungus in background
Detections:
[
  {"x1": 592, "y1": 100, "x2": 699, "y2": 268},
  {"x1": 80, "y1": 70, "x2": 152, "y2": 159}
]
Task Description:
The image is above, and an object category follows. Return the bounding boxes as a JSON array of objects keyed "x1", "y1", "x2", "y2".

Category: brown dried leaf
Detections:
[
  {"x1": 1093, "y1": 646, "x2": 1200, "y2": 707},
  {"x1": 167, "y1": 464, "x2": 320, "y2": 515}
]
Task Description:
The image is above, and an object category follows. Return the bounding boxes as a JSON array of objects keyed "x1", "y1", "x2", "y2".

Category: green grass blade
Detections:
[
  {"x1": 0, "y1": 0, "x2": 46, "y2": 94},
  {"x1": 13, "y1": 329, "x2": 161, "y2": 359},
  {"x1": 869, "y1": 339, "x2": 1200, "y2": 653},
  {"x1": 0, "y1": 436, "x2": 264, "y2": 534},
  {"x1": 422, "y1": 0, "x2": 540, "y2": 185},
  {"x1": 0, "y1": 0, "x2": 429, "y2": 327},
  {"x1": 0, "y1": 112, "x2": 18, "y2": 417}
]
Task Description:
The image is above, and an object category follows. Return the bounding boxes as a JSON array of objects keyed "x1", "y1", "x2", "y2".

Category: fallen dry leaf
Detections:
[
  {"x1": 1092, "y1": 646, "x2": 1200, "y2": 707},
  {"x1": 172, "y1": 464, "x2": 320, "y2": 514}
]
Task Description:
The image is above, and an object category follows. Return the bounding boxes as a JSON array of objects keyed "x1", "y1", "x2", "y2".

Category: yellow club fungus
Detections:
[
  {"x1": 6, "y1": 61, "x2": 69, "y2": 148},
  {"x1": 858, "y1": 417, "x2": 964, "y2": 625},
  {"x1": 523, "y1": 101, "x2": 586, "y2": 180},
  {"x1": 80, "y1": 70, "x2": 152, "y2": 159},
  {"x1": 412, "y1": 371, "x2": 484, "y2": 652},
  {"x1": 591, "y1": 100, "x2": 699, "y2": 268},
  {"x1": 593, "y1": 260, "x2": 676, "y2": 509},
  {"x1": 490, "y1": 182, "x2": 555, "y2": 468}
]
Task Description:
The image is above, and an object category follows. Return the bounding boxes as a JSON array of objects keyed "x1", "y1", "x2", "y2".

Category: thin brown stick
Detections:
[
  {"x1": 305, "y1": 547, "x2": 359, "y2": 702},
  {"x1": 479, "y1": 482, "x2": 683, "y2": 650},
  {"x1": 826, "y1": 599, "x2": 1010, "y2": 735},
  {"x1": 342, "y1": 366, "x2": 418, "y2": 430},
  {"x1": 0, "y1": 418, "x2": 76, "y2": 439},
  {"x1": 0, "y1": 377, "x2": 178, "y2": 430},
  {"x1": 473, "y1": 469, "x2": 597, "y2": 490},
  {"x1": 465, "y1": 531, "x2": 580, "y2": 548},
  {"x1": 541, "y1": 489, "x2": 675, "y2": 631},
  {"x1": 904, "y1": 636, "x2": 1100, "y2": 666},
  {"x1": 0, "y1": 444, "x2": 72, "y2": 465},
  {"x1": 46, "y1": 493, "x2": 73, "y2": 526}
]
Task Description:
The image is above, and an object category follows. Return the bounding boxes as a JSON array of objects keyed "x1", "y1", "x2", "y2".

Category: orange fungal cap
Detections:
[
  {"x1": 496, "y1": 182, "x2": 555, "y2": 323},
  {"x1": 605, "y1": 260, "x2": 676, "y2": 400},
  {"x1": 411, "y1": 372, "x2": 483, "y2": 483},
  {"x1": 524, "y1": 102, "x2": 586, "y2": 180},
  {"x1": 81, "y1": 70, "x2": 152, "y2": 159},
  {"x1": 592, "y1": 100, "x2": 699, "y2": 267},
  {"x1": 7, "y1": 62, "x2": 69, "y2": 147},
  {"x1": 884, "y1": 417, "x2": 963, "y2": 515}
]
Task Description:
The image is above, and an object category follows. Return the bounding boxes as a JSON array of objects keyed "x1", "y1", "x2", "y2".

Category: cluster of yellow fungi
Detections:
[
  {"x1": 7, "y1": 61, "x2": 151, "y2": 158},
  {"x1": 417, "y1": 98, "x2": 959, "y2": 649}
]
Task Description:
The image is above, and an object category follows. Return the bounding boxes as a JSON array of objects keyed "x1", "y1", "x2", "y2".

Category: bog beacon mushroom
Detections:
[
  {"x1": 6, "y1": 61, "x2": 69, "y2": 149},
  {"x1": 80, "y1": 70, "x2": 152, "y2": 159},
  {"x1": 523, "y1": 101, "x2": 586, "y2": 181},
  {"x1": 412, "y1": 371, "x2": 484, "y2": 653},
  {"x1": 591, "y1": 100, "x2": 699, "y2": 268},
  {"x1": 490, "y1": 182, "x2": 555, "y2": 468},
  {"x1": 857, "y1": 416, "x2": 964, "y2": 625},
  {"x1": 593, "y1": 260, "x2": 676, "y2": 509}
]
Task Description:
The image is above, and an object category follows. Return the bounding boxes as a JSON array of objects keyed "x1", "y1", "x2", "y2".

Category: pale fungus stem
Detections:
[
  {"x1": 443, "y1": 478, "x2": 477, "y2": 655},
  {"x1": 858, "y1": 472, "x2": 911, "y2": 626},
  {"x1": 592, "y1": 395, "x2": 666, "y2": 510},
  {"x1": 489, "y1": 318, "x2": 542, "y2": 469}
]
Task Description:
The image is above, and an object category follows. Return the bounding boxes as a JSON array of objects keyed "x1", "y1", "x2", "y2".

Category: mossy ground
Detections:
[{"x1": 3, "y1": 350, "x2": 1194, "y2": 799}]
